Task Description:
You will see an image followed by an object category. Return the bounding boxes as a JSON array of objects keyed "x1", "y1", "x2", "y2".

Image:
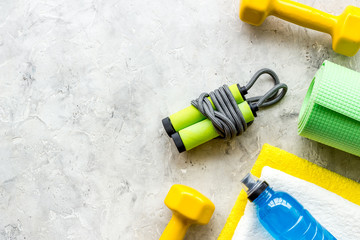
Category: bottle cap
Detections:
[{"x1": 241, "y1": 173, "x2": 269, "y2": 202}]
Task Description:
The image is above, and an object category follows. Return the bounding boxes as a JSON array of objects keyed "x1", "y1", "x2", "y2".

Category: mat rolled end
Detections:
[{"x1": 298, "y1": 61, "x2": 360, "y2": 157}]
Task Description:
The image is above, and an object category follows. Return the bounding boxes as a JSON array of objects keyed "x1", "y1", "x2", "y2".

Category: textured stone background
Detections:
[{"x1": 0, "y1": 0, "x2": 359, "y2": 239}]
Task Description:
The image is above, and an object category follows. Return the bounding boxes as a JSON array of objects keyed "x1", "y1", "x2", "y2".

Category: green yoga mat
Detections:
[{"x1": 298, "y1": 61, "x2": 360, "y2": 157}]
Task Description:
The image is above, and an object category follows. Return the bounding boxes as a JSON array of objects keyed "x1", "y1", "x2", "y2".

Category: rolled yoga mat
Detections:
[{"x1": 298, "y1": 61, "x2": 360, "y2": 157}]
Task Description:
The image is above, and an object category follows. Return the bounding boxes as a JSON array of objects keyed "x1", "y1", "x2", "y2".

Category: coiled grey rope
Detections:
[
  {"x1": 191, "y1": 86, "x2": 247, "y2": 140},
  {"x1": 191, "y1": 69, "x2": 288, "y2": 140}
]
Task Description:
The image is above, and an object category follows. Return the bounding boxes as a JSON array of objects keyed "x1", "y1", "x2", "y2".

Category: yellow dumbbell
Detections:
[
  {"x1": 240, "y1": 0, "x2": 360, "y2": 57},
  {"x1": 160, "y1": 185, "x2": 215, "y2": 240}
]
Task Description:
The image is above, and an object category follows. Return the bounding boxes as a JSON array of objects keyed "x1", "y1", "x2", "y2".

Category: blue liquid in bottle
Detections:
[{"x1": 241, "y1": 173, "x2": 337, "y2": 240}]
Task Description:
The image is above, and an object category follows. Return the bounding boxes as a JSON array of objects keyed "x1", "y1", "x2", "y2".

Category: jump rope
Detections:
[{"x1": 162, "y1": 69, "x2": 288, "y2": 152}]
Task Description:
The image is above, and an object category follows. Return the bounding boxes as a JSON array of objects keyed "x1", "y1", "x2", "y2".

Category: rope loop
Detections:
[{"x1": 191, "y1": 69, "x2": 288, "y2": 140}]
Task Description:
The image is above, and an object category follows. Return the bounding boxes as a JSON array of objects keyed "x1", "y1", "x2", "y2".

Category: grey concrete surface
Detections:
[{"x1": 0, "y1": 0, "x2": 359, "y2": 239}]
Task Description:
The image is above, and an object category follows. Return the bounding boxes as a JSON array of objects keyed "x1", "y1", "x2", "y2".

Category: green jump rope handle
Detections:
[
  {"x1": 162, "y1": 84, "x2": 245, "y2": 136},
  {"x1": 171, "y1": 102, "x2": 255, "y2": 152}
]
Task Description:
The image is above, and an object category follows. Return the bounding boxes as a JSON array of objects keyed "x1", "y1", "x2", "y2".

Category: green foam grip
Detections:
[
  {"x1": 168, "y1": 84, "x2": 244, "y2": 133},
  {"x1": 173, "y1": 101, "x2": 254, "y2": 152},
  {"x1": 298, "y1": 60, "x2": 360, "y2": 157}
]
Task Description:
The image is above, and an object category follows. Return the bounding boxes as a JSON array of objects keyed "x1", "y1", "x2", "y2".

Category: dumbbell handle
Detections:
[
  {"x1": 271, "y1": 0, "x2": 337, "y2": 34},
  {"x1": 159, "y1": 214, "x2": 190, "y2": 240}
]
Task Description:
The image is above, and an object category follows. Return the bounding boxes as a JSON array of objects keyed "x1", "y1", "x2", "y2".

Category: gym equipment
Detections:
[
  {"x1": 162, "y1": 84, "x2": 245, "y2": 136},
  {"x1": 160, "y1": 184, "x2": 215, "y2": 240},
  {"x1": 162, "y1": 69, "x2": 282, "y2": 136},
  {"x1": 218, "y1": 144, "x2": 360, "y2": 240},
  {"x1": 162, "y1": 69, "x2": 288, "y2": 152},
  {"x1": 171, "y1": 101, "x2": 254, "y2": 152},
  {"x1": 171, "y1": 81, "x2": 286, "y2": 152},
  {"x1": 298, "y1": 61, "x2": 360, "y2": 157},
  {"x1": 239, "y1": 0, "x2": 360, "y2": 57}
]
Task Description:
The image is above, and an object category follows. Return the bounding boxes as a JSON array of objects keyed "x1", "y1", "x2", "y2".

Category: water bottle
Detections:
[{"x1": 241, "y1": 173, "x2": 337, "y2": 240}]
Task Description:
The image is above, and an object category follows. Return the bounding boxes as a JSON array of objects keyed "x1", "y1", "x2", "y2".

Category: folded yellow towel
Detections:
[{"x1": 218, "y1": 144, "x2": 360, "y2": 240}]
